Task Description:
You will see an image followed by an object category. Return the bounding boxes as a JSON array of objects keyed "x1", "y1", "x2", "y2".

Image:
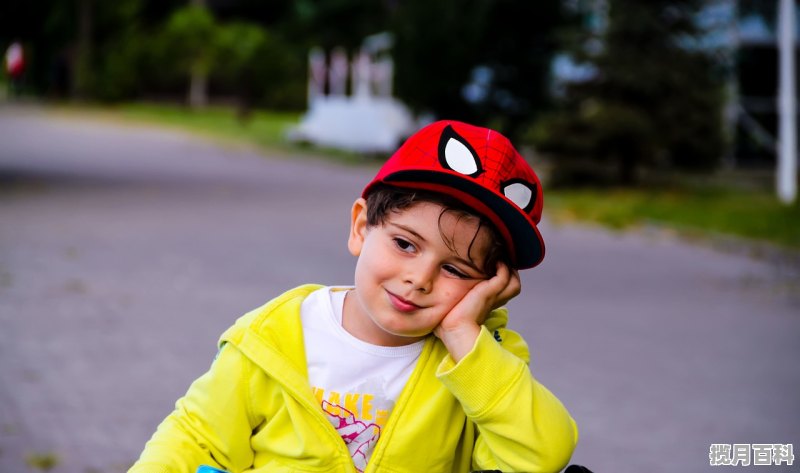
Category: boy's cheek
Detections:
[
  {"x1": 463, "y1": 278, "x2": 485, "y2": 294},
  {"x1": 442, "y1": 281, "x2": 479, "y2": 305}
]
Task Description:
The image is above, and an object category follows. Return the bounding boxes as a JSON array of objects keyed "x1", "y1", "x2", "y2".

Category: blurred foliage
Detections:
[
  {"x1": 289, "y1": 0, "x2": 392, "y2": 51},
  {"x1": 392, "y1": 0, "x2": 565, "y2": 139},
  {"x1": 1, "y1": 0, "x2": 739, "y2": 183},
  {"x1": 547, "y1": 183, "x2": 800, "y2": 249},
  {"x1": 160, "y1": 5, "x2": 221, "y2": 107},
  {"x1": 532, "y1": 0, "x2": 726, "y2": 186},
  {"x1": 97, "y1": 102, "x2": 302, "y2": 150},
  {"x1": 163, "y1": 5, "x2": 218, "y2": 78},
  {"x1": 216, "y1": 22, "x2": 305, "y2": 114},
  {"x1": 0, "y1": 0, "x2": 303, "y2": 109},
  {"x1": 0, "y1": 0, "x2": 565, "y2": 134}
]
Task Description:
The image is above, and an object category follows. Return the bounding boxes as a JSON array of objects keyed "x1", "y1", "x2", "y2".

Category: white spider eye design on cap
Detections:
[
  {"x1": 438, "y1": 125, "x2": 483, "y2": 177},
  {"x1": 503, "y1": 180, "x2": 536, "y2": 213}
]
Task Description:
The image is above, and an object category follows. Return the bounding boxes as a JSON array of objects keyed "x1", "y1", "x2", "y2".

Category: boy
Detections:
[{"x1": 130, "y1": 120, "x2": 578, "y2": 473}]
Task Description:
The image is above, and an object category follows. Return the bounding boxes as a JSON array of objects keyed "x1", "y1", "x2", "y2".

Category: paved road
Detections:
[{"x1": 1, "y1": 107, "x2": 798, "y2": 473}]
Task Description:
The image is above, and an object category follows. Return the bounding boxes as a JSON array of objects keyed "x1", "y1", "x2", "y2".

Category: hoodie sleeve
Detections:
[
  {"x1": 436, "y1": 318, "x2": 578, "y2": 473},
  {"x1": 128, "y1": 342, "x2": 258, "y2": 473}
]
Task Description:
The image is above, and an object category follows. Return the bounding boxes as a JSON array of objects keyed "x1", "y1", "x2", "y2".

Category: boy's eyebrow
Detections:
[
  {"x1": 388, "y1": 222, "x2": 427, "y2": 242},
  {"x1": 390, "y1": 222, "x2": 486, "y2": 276}
]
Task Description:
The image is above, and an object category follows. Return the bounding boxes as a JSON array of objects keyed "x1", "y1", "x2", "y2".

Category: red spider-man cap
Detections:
[{"x1": 362, "y1": 120, "x2": 545, "y2": 269}]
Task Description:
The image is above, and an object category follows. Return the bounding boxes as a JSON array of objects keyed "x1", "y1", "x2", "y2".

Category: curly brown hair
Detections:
[{"x1": 364, "y1": 185, "x2": 509, "y2": 275}]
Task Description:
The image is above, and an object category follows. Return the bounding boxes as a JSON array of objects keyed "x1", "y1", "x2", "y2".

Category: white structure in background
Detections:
[
  {"x1": 329, "y1": 47, "x2": 349, "y2": 97},
  {"x1": 778, "y1": 0, "x2": 797, "y2": 203},
  {"x1": 308, "y1": 47, "x2": 326, "y2": 105},
  {"x1": 288, "y1": 33, "x2": 416, "y2": 153}
]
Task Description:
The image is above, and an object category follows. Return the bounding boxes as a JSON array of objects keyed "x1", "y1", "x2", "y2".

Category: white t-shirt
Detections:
[{"x1": 300, "y1": 286, "x2": 424, "y2": 472}]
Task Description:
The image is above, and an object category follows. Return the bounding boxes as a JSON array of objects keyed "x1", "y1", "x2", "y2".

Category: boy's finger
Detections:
[
  {"x1": 499, "y1": 266, "x2": 521, "y2": 300},
  {"x1": 508, "y1": 268, "x2": 521, "y2": 290},
  {"x1": 491, "y1": 262, "x2": 511, "y2": 285},
  {"x1": 502, "y1": 270, "x2": 521, "y2": 300},
  {"x1": 483, "y1": 265, "x2": 510, "y2": 297},
  {"x1": 479, "y1": 263, "x2": 516, "y2": 309}
]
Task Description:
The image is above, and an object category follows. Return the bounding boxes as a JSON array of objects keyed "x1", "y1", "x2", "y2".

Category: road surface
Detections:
[{"x1": 1, "y1": 106, "x2": 798, "y2": 472}]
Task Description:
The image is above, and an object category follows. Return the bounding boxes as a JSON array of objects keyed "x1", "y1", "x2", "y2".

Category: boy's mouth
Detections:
[{"x1": 385, "y1": 290, "x2": 422, "y2": 313}]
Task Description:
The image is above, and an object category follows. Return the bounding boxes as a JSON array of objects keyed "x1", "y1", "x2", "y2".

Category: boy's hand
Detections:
[{"x1": 433, "y1": 263, "x2": 520, "y2": 362}]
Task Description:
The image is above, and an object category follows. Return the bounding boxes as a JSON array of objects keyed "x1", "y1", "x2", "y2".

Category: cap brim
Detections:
[{"x1": 377, "y1": 170, "x2": 545, "y2": 269}]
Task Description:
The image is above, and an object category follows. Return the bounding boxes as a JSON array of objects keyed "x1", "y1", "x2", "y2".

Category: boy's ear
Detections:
[{"x1": 348, "y1": 198, "x2": 369, "y2": 257}]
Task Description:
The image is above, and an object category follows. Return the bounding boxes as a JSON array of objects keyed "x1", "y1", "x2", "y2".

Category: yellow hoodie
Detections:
[{"x1": 130, "y1": 285, "x2": 577, "y2": 473}]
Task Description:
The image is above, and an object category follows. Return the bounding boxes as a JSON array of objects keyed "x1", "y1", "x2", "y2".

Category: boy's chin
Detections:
[{"x1": 380, "y1": 327, "x2": 432, "y2": 343}]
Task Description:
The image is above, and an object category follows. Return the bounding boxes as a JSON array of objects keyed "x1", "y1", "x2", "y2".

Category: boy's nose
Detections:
[{"x1": 404, "y1": 262, "x2": 435, "y2": 294}]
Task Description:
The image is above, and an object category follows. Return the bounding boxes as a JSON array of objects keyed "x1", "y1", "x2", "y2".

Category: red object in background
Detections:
[{"x1": 5, "y1": 42, "x2": 25, "y2": 78}]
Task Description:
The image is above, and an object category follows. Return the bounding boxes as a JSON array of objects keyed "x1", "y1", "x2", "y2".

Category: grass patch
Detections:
[
  {"x1": 47, "y1": 102, "x2": 369, "y2": 164},
  {"x1": 25, "y1": 451, "x2": 59, "y2": 471},
  {"x1": 120, "y1": 103, "x2": 298, "y2": 145},
  {"x1": 546, "y1": 185, "x2": 800, "y2": 249}
]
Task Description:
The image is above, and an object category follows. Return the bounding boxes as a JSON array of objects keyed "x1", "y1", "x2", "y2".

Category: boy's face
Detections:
[{"x1": 344, "y1": 198, "x2": 494, "y2": 346}]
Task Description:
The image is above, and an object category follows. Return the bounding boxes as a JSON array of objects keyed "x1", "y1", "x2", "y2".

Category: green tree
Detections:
[
  {"x1": 216, "y1": 21, "x2": 266, "y2": 118},
  {"x1": 1, "y1": 0, "x2": 79, "y2": 97},
  {"x1": 215, "y1": 22, "x2": 305, "y2": 116},
  {"x1": 391, "y1": 0, "x2": 564, "y2": 139},
  {"x1": 92, "y1": 0, "x2": 147, "y2": 101},
  {"x1": 161, "y1": 4, "x2": 218, "y2": 108},
  {"x1": 289, "y1": 0, "x2": 391, "y2": 51},
  {"x1": 392, "y1": 0, "x2": 490, "y2": 123},
  {"x1": 0, "y1": 0, "x2": 185, "y2": 100},
  {"x1": 533, "y1": 0, "x2": 725, "y2": 185}
]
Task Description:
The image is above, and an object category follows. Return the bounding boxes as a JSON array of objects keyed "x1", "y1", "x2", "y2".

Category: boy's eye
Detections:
[
  {"x1": 393, "y1": 237, "x2": 415, "y2": 252},
  {"x1": 443, "y1": 264, "x2": 469, "y2": 279}
]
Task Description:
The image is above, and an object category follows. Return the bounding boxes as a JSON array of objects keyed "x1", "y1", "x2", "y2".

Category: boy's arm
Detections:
[
  {"x1": 436, "y1": 322, "x2": 578, "y2": 473},
  {"x1": 129, "y1": 343, "x2": 258, "y2": 473}
]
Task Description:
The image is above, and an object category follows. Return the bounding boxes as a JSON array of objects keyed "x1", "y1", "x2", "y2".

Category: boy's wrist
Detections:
[{"x1": 435, "y1": 322, "x2": 481, "y2": 363}]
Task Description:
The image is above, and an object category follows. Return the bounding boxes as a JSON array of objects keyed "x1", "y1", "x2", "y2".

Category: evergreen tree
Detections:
[
  {"x1": 533, "y1": 0, "x2": 725, "y2": 185},
  {"x1": 391, "y1": 0, "x2": 565, "y2": 139}
]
